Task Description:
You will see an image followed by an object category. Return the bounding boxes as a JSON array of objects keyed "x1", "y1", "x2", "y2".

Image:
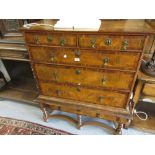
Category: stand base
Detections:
[{"x1": 40, "y1": 103, "x2": 124, "y2": 135}]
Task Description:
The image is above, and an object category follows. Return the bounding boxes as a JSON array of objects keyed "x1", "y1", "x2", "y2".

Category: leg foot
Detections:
[
  {"x1": 116, "y1": 123, "x2": 123, "y2": 135},
  {"x1": 40, "y1": 103, "x2": 48, "y2": 122},
  {"x1": 77, "y1": 115, "x2": 82, "y2": 129},
  {"x1": 123, "y1": 119, "x2": 131, "y2": 129}
]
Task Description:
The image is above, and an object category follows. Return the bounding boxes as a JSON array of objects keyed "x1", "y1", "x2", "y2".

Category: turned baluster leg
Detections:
[
  {"x1": 116, "y1": 123, "x2": 123, "y2": 135},
  {"x1": 40, "y1": 103, "x2": 48, "y2": 122},
  {"x1": 124, "y1": 119, "x2": 131, "y2": 129},
  {"x1": 77, "y1": 115, "x2": 82, "y2": 129}
]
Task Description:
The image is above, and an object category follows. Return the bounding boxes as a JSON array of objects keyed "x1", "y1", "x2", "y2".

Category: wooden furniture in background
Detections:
[
  {"x1": 22, "y1": 19, "x2": 155, "y2": 134},
  {"x1": 0, "y1": 19, "x2": 59, "y2": 104},
  {"x1": 0, "y1": 19, "x2": 38, "y2": 104}
]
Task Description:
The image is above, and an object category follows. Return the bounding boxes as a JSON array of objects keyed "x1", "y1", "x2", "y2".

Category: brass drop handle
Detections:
[
  {"x1": 98, "y1": 96, "x2": 104, "y2": 103},
  {"x1": 53, "y1": 71, "x2": 59, "y2": 80},
  {"x1": 56, "y1": 90, "x2": 61, "y2": 96},
  {"x1": 104, "y1": 38, "x2": 112, "y2": 46},
  {"x1": 122, "y1": 40, "x2": 128, "y2": 50},
  {"x1": 34, "y1": 35, "x2": 40, "y2": 44},
  {"x1": 47, "y1": 35, "x2": 52, "y2": 42},
  {"x1": 75, "y1": 69, "x2": 81, "y2": 75},
  {"x1": 50, "y1": 52, "x2": 55, "y2": 62},
  {"x1": 101, "y1": 77, "x2": 107, "y2": 85},
  {"x1": 75, "y1": 50, "x2": 81, "y2": 57},
  {"x1": 103, "y1": 57, "x2": 110, "y2": 65},
  {"x1": 90, "y1": 38, "x2": 96, "y2": 48},
  {"x1": 60, "y1": 38, "x2": 65, "y2": 46}
]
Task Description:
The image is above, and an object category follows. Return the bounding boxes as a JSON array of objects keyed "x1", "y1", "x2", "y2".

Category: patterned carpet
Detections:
[{"x1": 0, "y1": 116, "x2": 72, "y2": 135}]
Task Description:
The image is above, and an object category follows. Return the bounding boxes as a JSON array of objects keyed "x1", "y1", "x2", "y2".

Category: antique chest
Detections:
[{"x1": 22, "y1": 20, "x2": 155, "y2": 134}]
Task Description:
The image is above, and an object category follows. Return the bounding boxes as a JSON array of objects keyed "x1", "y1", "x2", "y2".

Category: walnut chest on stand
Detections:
[{"x1": 22, "y1": 20, "x2": 155, "y2": 134}]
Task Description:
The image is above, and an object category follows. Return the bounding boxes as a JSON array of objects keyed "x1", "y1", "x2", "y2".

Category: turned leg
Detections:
[
  {"x1": 123, "y1": 119, "x2": 131, "y2": 129},
  {"x1": 116, "y1": 123, "x2": 123, "y2": 135},
  {"x1": 77, "y1": 115, "x2": 82, "y2": 129},
  {"x1": 40, "y1": 103, "x2": 48, "y2": 122}
]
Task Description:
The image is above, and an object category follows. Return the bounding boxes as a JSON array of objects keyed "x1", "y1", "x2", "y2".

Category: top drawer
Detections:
[
  {"x1": 78, "y1": 34, "x2": 145, "y2": 50},
  {"x1": 24, "y1": 33, "x2": 77, "y2": 47}
]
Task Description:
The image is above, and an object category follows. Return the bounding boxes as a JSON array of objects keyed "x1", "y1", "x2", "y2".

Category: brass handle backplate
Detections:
[
  {"x1": 101, "y1": 77, "x2": 107, "y2": 85},
  {"x1": 60, "y1": 38, "x2": 65, "y2": 46},
  {"x1": 104, "y1": 38, "x2": 112, "y2": 46},
  {"x1": 50, "y1": 52, "x2": 55, "y2": 62},
  {"x1": 75, "y1": 69, "x2": 81, "y2": 75},
  {"x1": 90, "y1": 38, "x2": 96, "y2": 48},
  {"x1": 122, "y1": 40, "x2": 128, "y2": 50},
  {"x1": 34, "y1": 35, "x2": 40, "y2": 44},
  {"x1": 53, "y1": 71, "x2": 59, "y2": 80},
  {"x1": 47, "y1": 35, "x2": 52, "y2": 42}
]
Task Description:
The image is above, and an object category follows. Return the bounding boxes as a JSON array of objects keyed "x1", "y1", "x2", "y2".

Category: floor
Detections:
[{"x1": 0, "y1": 99, "x2": 153, "y2": 135}]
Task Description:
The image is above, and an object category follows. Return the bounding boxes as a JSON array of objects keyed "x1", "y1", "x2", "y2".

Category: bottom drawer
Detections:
[{"x1": 39, "y1": 81, "x2": 129, "y2": 108}]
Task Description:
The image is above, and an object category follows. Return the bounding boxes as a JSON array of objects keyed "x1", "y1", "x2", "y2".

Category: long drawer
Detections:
[
  {"x1": 34, "y1": 64, "x2": 134, "y2": 91},
  {"x1": 29, "y1": 46, "x2": 140, "y2": 71},
  {"x1": 39, "y1": 81, "x2": 128, "y2": 108}
]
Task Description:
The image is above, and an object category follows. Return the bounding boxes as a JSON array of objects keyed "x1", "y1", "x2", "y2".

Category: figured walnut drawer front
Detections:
[
  {"x1": 25, "y1": 33, "x2": 77, "y2": 47},
  {"x1": 29, "y1": 46, "x2": 140, "y2": 71},
  {"x1": 79, "y1": 35, "x2": 145, "y2": 50},
  {"x1": 34, "y1": 64, "x2": 134, "y2": 90},
  {"x1": 39, "y1": 81, "x2": 128, "y2": 108}
]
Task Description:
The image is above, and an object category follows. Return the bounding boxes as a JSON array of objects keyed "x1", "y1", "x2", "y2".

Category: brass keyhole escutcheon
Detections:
[
  {"x1": 47, "y1": 35, "x2": 52, "y2": 43},
  {"x1": 103, "y1": 57, "x2": 110, "y2": 65},
  {"x1": 75, "y1": 50, "x2": 81, "y2": 57},
  {"x1": 104, "y1": 38, "x2": 112, "y2": 46},
  {"x1": 34, "y1": 35, "x2": 40, "y2": 44},
  {"x1": 75, "y1": 69, "x2": 81, "y2": 75},
  {"x1": 122, "y1": 40, "x2": 128, "y2": 50}
]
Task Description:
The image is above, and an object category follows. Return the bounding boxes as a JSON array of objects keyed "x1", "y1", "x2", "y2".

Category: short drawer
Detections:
[
  {"x1": 29, "y1": 46, "x2": 140, "y2": 71},
  {"x1": 78, "y1": 34, "x2": 145, "y2": 50},
  {"x1": 25, "y1": 32, "x2": 77, "y2": 47},
  {"x1": 39, "y1": 81, "x2": 128, "y2": 108},
  {"x1": 34, "y1": 64, "x2": 134, "y2": 91}
]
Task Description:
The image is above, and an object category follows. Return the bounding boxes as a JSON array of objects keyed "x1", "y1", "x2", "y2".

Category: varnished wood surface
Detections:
[
  {"x1": 39, "y1": 81, "x2": 128, "y2": 108},
  {"x1": 29, "y1": 46, "x2": 141, "y2": 71},
  {"x1": 22, "y1": 20, "x2": 155, "y2": 35},
  {"x1": 99, "y1": 20, "x2": 155, "y2": 34},
  {"x1": 34, "y1": 63, "x2": 134, "y2": 91},
  {"x1": 22, "y1": 20, "x2": 154, "y2": 133}
]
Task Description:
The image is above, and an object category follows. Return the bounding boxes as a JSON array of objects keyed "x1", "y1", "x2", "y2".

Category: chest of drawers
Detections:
[{"x1": 22, "y1": 20, "x2": 155, "y2": 134}]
